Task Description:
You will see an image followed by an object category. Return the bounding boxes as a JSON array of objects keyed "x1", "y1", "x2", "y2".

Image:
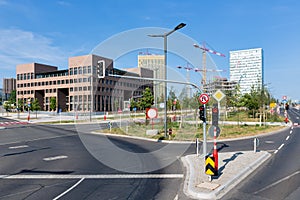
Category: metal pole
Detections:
[
  {"x1": 164, "y1": 35, "x2": 168, "y2": 138},
  {"x1": 90, "y1": 75, "x2": 93, "y2": 122},
  {"x1": 213, "y1": 126, "x2": 218, "y2": 174},
  {"x1": 203, "y1": 104, "x2": 207, "y2": 157}
]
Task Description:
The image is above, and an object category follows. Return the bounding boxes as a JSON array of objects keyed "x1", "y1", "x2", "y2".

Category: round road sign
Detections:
[
  {"x1": 199, "y1": 93, "x2": 210, "y2": 104},
  {"x1": 147, "y1": 108, "x2": 158, "y2": 119},
  {"x1": 208, "y1": 125, "x2": 221, "y2": 138}
]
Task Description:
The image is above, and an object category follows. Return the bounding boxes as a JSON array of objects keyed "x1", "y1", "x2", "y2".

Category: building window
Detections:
[
  {"x1": 78, "y1": 67, "x2": 82, "y2": 74},
  {"x1": 74, "y1": 67, "x2": 78, "y2": 75},
  {"x1": 83, "y1": 66, "x2": 87, "y2": 74},
  {"x1": 87, "y1": 66, "x2": 91, "y2": 74},
  {"x1": 70, "y1": 68, "x2": 73, "y2": 75}
]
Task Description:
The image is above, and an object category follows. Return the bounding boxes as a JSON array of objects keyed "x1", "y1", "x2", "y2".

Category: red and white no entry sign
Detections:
[{"x1": 199, "y1": 93, "x2": 210, "y2": 104}]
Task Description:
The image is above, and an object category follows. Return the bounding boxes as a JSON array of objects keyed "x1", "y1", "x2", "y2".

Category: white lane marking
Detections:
[
  {"x1": 9, "y1": 145, "x2": 29, "y2": 149},
  {"x1": 0, "y1": 174, "x2": 184, "y2": 179},
  {"x1": 290, "y1": 130, "x2": 293, "y2": 134},
  {"x1": 291, "y1": 126, "x2": 294, "y2": 130},
  {"x1": 43, "y1": 155, "x2": 68, "y2": 161},
  {"x1": 53, "y1": 178, "x2": 85, "y2": 200},
  {"x1": 174, "y1": 194, "x2": 179, "y2": 200},
  {"x1": 274, "y1": 150, "x2": 278, "y2": 154},
  {"x1": 254, "y1": 171, "x2": 300, "y2": 195},
  {"x1": 286, "y1": 136, "x2": 290, "y2": 141},
  {"x1": 265, "y1": 141, "x2": 275, "y2": 144},
  {"x1": 278, "y1": 144, "x2": 284, "y2": 150}
]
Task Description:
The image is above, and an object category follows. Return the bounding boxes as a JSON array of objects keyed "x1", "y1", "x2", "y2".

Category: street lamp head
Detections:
[
  {"x1": 174, "y1": 23, "x2": 186, "y2": 31},
  {"x1": 193, "y1": 43, "x2": 200, "y2": 48},
  {"x1": 147, "y1": 34, "x2": 163, "y2": 38}
]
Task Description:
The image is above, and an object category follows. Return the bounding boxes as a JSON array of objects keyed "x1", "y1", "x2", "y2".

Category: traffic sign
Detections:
[
  {"x1": 199, "y1": 93, "x2": 210, "y2": 104},
  {"x1": 146, "y1": 108, "x2": 158, "y2": 119},
  {"x1": 213, "y1": 90, "x2": 225, "y2": 102},
  {"x1": 282, "y1": 99, "x2": 287, "y2": 104},
  {"x1": 208, "y1": 125, "x2": 221, "y2": 138}
]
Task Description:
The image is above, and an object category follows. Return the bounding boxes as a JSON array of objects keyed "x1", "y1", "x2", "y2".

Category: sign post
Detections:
[
  {"x1": 198, "y1": 93, "x2": 210, "y2": 158},
  {"x1": 146, "y1": 108, "x2": 158, "y2": 130},
  {"x1": 27, "y1": 98, "x2": 31, "y2": 122},
  {"x1": 118, "y1": 108, "x2": 122, "y2": 127}
]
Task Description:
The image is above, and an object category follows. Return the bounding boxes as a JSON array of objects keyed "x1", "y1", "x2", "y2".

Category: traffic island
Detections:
[{"x1": 181, "y1": 151, "x2": 271, "y2": 199}]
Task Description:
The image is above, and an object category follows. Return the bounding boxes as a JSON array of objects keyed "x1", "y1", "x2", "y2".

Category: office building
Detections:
[
  {"x1": 138, "y1": 54, "x2": 164, "y2": 103},
  {"x1": 3, "y1": 78, "x2": 16, "y2": 100},
  {"x1": 229, "y1": 48, "x2": 264, "y2": 94},
  {"x1": 16, "y1": 54, "x2": 153, "y2": 112}
]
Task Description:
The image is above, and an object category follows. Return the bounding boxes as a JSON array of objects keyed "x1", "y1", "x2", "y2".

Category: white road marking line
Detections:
[
  {"x1": 0, "y1": 174, "x2": 184, "y2": 179},
  {"x1": 265, "y1": 141, "x2": 275, "y2": 144},
  {"x1": 254, "y1": 171, "x2": 300, "y2": 195},
  {"x1": 278, "y1": 144, "x2": 284, "y2": 150},
  {"x1": 174, "y1": 194, "x2": 179, "y2": 200},
  {"x1": 43, "y1": 155, "x2": 68, "y2": 161},
  {"x1": 9, "y1": 145, "x2": 29, "y2": 149},
  {"x1": 274, "y1": 150, "x2": 278, "y2": 154},
  {"x1": 53, "y1": 178, "x2": 85, "y2": 200},
  {"x1": 286, "y1": 136, "x2": 290, "y2": 141},
  {"x1": 291, "y1": 126, "x2": 294, "y2": 130},
  {"x1": 290, "y1": 130, "x2": 293, "y2": 134}
]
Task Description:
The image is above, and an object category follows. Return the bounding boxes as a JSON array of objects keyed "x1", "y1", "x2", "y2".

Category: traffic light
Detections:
[
  {"x1": 285, "y1": 104, "x2": 289, "y2": 110},
  {"x1": 212, "y1": 104, "x2": 219, "y2": 126},
  {"x1": 199, "y1": 105, "x2": 205, "y2": 122},
  {"x1": 97, "y1": 60, "x2": 105, "y2": 78}
]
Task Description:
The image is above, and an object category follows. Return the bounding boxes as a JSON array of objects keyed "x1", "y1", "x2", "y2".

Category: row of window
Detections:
[
  {"x1": 17, "y1": 73, "x2": 34, "y2": 81},
  {"x1": 17, "y1": 79, "x2": 150, "y2": 89},
  {"x1": 70, "y1": 66, "x2": 92, "y2": 75}
]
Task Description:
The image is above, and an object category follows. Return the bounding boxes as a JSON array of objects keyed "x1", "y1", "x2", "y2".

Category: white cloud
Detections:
[
  {"x1": 0, "y1": 28, "x2": 68, "y2": 66},
  {"x1": 57, "y1": 1, "x2": 71, "y2": 6},
  {"x1": 0, "y1": 0, "x2": 8, "y2": 6},
  {"x1": 0, "y1": 28, "x2": 71, "y2": 87}
]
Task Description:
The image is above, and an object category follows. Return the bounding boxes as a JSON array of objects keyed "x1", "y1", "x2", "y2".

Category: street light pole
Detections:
[{"x1": 148, "y1": 23, "x2": 186, "y2": 138}]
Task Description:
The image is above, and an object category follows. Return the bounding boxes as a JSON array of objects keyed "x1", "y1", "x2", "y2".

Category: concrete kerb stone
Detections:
[
  {"x1": 90, "y1": 131, "x2": 194, "y2": 144},
  {"x1": 0, "y1": 127, "x2": 6, "y2": 130},
  {"x1": 182, "y1": 151, "x2": 271, "y2": 200}
]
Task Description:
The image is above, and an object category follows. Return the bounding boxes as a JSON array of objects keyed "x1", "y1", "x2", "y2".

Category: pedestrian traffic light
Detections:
[
  {"x1": 199, "y1": 105, "x2": 205, "y2": 122},
  {"x1": 212, "y1": 104, "x2": 219, "y2": 126},
  {"x1": 97, "y1": 60, "x2": 105, "y2": 78}
]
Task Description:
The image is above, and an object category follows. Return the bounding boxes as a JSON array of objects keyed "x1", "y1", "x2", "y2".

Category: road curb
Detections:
[
  {"x1": 90, "y1": 131, "x2": 194, "y2": 144},
  {"x1": 0, "y1": 127, "x2": 6, "y2": 130}
]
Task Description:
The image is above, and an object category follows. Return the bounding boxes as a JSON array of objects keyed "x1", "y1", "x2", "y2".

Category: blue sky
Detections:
[{"x1": 1, "y1": 0, "x2": 300, "y2": 101}]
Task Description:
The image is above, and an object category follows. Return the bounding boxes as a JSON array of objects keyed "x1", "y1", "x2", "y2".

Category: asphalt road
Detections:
[
  {"x1": 222, "y1": 108, "x2": 300, "y2": 200},
  {"x1": 0, "y1": 109, "x2": 299, "y2": 200},
  {"x1": 0, "y1": 122, "x2": 191, "y2": 200}
]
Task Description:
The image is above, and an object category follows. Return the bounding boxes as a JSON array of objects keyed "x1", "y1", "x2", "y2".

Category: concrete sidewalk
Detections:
[{"x1": 182, "y1": 151, "x2": 271, "y2": 199}]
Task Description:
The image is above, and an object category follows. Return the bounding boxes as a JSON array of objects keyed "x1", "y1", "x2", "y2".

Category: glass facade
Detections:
[{"x1": 229, "y1": 48, "x2": 263, "y2": 94}]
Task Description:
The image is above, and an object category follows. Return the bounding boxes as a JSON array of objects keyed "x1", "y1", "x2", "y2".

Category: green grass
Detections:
[{"x1": 97, "y1": 120, "x2": 284, "y2": 141}]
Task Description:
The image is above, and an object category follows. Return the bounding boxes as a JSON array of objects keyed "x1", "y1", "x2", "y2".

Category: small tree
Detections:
[
  {"x1": 8, "y1": 90, "x2": 17, "y2": 105},
  {"x1": 3, "y1": 101, "x2": 11, "y2": 115},
  {"x1": 139, "y1": 87, "x2": 154, "y2": 110},
  {"x1": 32, "y1": 98, "x2": 41, "y2": 118},
  {"x1": 50, "y1": 97, "x2": 57, "y2": 112}
]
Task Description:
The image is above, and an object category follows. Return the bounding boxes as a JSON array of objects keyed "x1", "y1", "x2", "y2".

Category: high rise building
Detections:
[
  {"x1": 3, "y1": 78, "x2": 16, "y2": 100},
  {"x1": 138, "y1": 54, "x2": 165, "y2": 104},
  {"x1": 229, "y1": 48, "x2": 264, "y2": 94}
]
